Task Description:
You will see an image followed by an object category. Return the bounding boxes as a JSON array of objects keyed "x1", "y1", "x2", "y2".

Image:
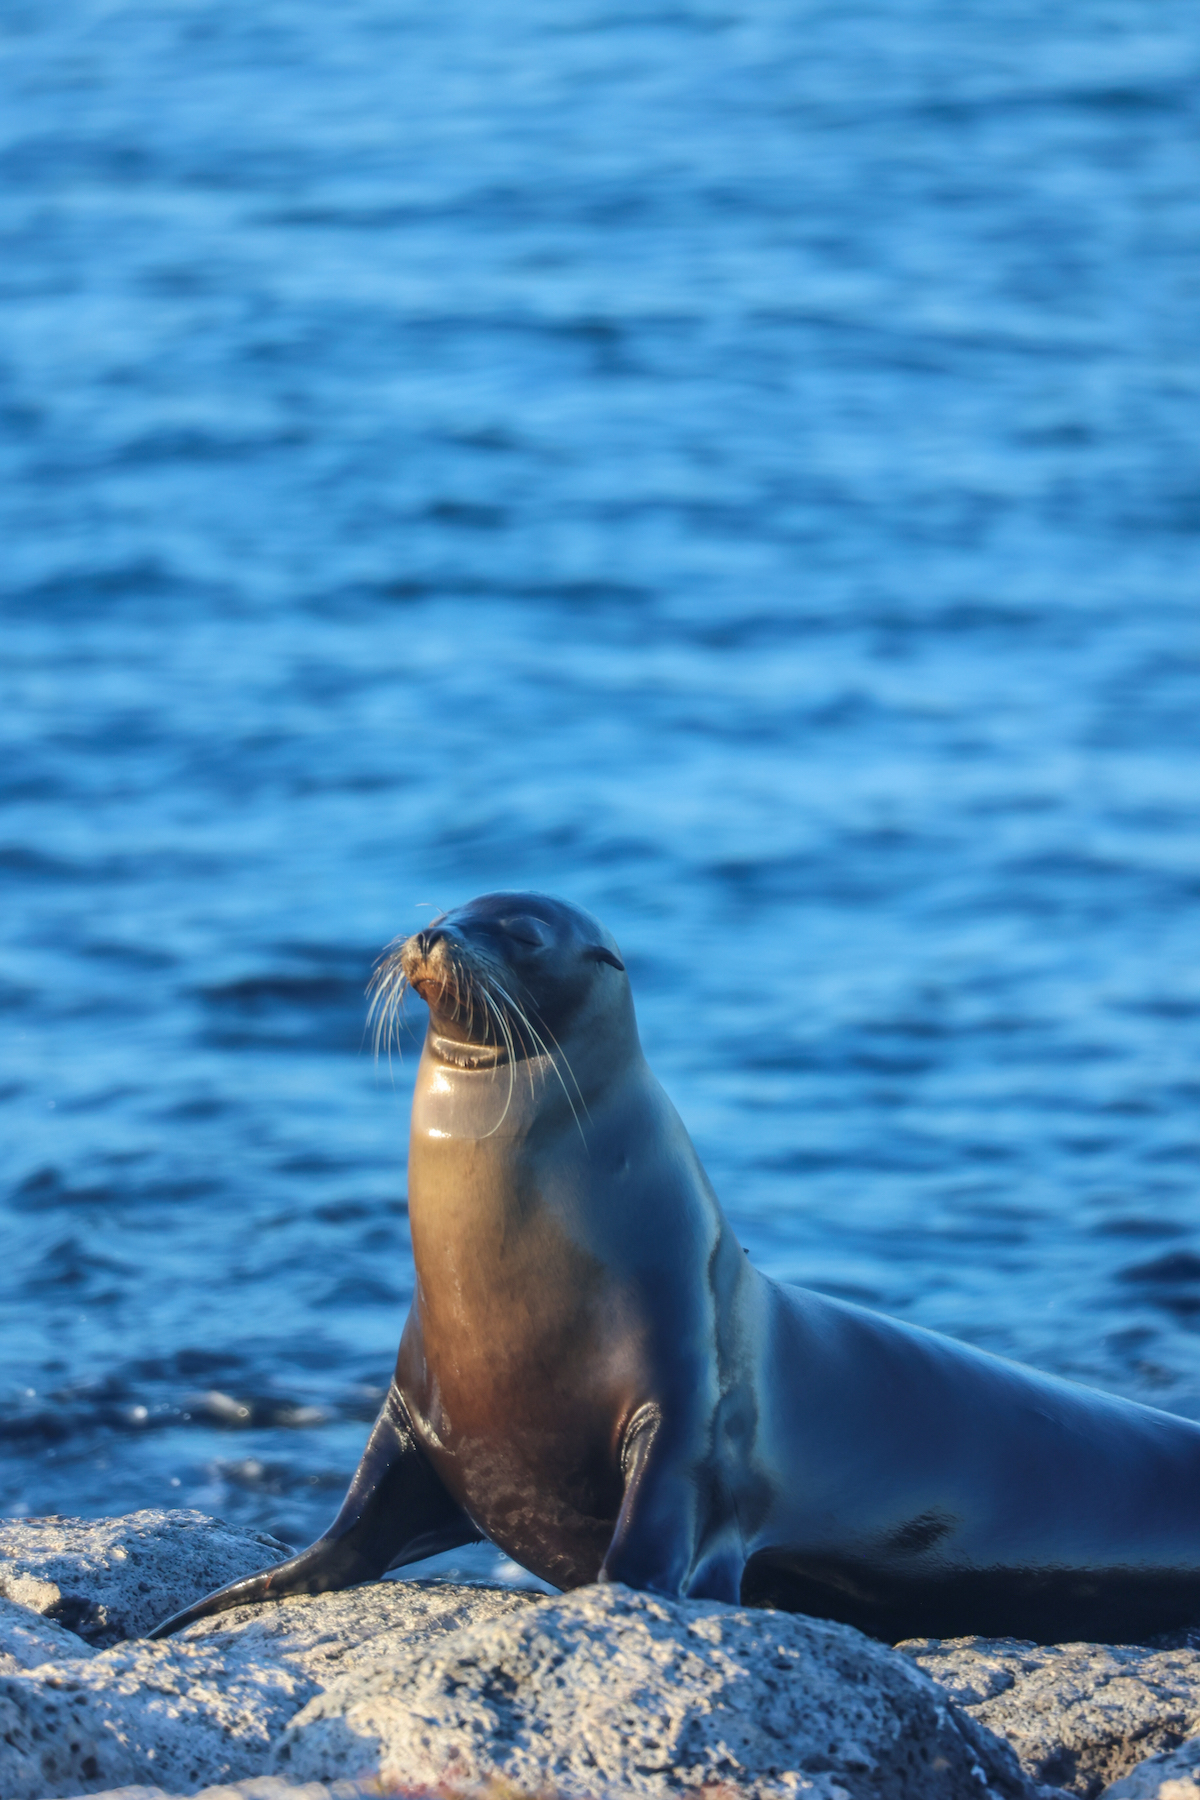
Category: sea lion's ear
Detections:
[{"x1": 585, "y1": 944, "x2": 625, "y2": 972}]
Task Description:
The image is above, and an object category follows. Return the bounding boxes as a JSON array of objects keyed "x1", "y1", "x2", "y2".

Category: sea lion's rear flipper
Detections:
[{"x1": 148, "y1": 1382, "x2": 479, "y2": 1638}]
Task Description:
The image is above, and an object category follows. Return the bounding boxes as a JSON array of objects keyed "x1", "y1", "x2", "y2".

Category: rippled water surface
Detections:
[{"x1": 2, "y1": 0, "x2": 1199, "y2": 1574}]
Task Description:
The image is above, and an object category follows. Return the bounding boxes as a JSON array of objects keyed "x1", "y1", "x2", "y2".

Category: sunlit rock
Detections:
[
  {"x1": 0, "y1": 1511, "x2": 293, "y2": 1647},
  {"x1": 900, "y1": 1637, "x2": 1200, "y2": 1798}
]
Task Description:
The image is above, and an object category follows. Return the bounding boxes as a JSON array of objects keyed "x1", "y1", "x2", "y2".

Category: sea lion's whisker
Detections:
[
  {"x1": 487, "y1": 979, "x2": 556, "y2": 1070},
  {"x1": 478, "y1": 989, "x2": 518, "y2": 1136},
  {"x1": 487, "y1": 975, "x2": 588, "y2": 1143},
  {"x1": 480, "y1": 973, "x2": 541, "y2": 1083},
  {"x1": 366, "y1": 952, "x2": 411, "y2": 1071},
  {"x1": 493, "y1": 978, "x2": 586, "y2": 1117},
  {"x1": 523, "y1": 1007, "x2": 589, "y2": 1120}
]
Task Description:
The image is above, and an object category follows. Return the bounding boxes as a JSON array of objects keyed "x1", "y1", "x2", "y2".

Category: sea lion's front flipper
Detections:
[
  {"x1": 148, "y1": 1382, "x2": 479, "y2": 1638},
  {"x1": 599, "y1": 1404, "x2": 744, "y2": 1605}
]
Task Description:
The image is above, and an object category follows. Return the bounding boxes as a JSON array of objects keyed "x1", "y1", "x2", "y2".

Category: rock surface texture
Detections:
[
  {"x1": 272, "y1": 1580, "x2": 1031, "y2": 1800},
  {"x1": 1102, "y1": 1736, "x2": 1200, "y2": 1799},
  {"x1": 0, "y1": 1511, "x2": 293, "y2": 1647},
  {"x1": 0, "y1": 1518, "x2": 538, "y2": 1800},
  {"x1": 901, "y1": 1637, "x2": 1200, "y2": 1799},
  {"x1": 0, "y1": 1512, "x2": 1199, "y2": 1800}
]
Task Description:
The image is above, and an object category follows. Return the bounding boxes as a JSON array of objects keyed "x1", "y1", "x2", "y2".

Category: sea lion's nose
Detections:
[{"x1": 413, "y1": 926, "x2": 447, "y2": 958}]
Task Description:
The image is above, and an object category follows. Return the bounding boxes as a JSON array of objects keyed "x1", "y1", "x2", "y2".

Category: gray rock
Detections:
[
  {"x1": 60, "y1": 1790, "x2": 175, "y2": 1800},
  {"x1": 61, "y1": 1784, "x2": 377, "y2": 1800},
  {"x1": 0, "y1": 1577, "x2": 539, "y2": 1800},
  {"x1": 0, "y1": 1511, "x2": 294, "y2": 1646},
  {"x1": 179, "y1": 1571, "x2": 544, "y2": 1684},
  {"x1": 901, "y1": 1638, "x2": 1200, "y2": 1799},
  {"x1": 1101, "y1": 1737, "x2": 1200, "y2": 1799},
  {"x1": 20, "y1": 1509, "x2": 1200, "y2": 1800},
  {"x1": 0, "y1": 1630, "x2": 314, "y2": 1798},
  {"x1": 60, "y1": 1790, "x2": 171, "y2": 1800},
  {"x1": 273, "y1": 1582, "x2": 1036, "y2": 1800},
  {"x1": 0, "y1": 1595, "x2": 96, "y2": 1673}
]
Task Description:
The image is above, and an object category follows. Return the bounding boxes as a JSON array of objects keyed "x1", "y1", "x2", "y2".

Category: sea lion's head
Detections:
[{"x1": 369, "y1": 892, "x2": 630, "y2": 1075}]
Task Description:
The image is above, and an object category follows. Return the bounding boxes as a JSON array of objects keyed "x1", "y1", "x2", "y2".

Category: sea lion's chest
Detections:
[
  {"x1": 406, "y1": 1166, "x2": 628, "y2": 1416},
  {"x1": 396, "y1": 1132, "x2": 646, "y2": 1575}
]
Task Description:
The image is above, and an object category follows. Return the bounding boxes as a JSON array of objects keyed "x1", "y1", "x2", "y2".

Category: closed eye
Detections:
[{"x1": 498, "y1": 916, "x2": 551, "y2": 948}]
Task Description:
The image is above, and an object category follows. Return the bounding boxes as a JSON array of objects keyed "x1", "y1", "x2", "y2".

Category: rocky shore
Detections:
[{"x1": 2, "y1": 1512, "x2": 1200, "y2": 1800}]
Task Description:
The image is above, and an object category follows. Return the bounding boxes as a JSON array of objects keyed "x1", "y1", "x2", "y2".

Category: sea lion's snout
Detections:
[
  {"x1": 401, "y1": 924, "x2": 442, "y2": 975},
  {"x1": 395, "y1": 922, "x2": 506, "y2": 1045},
  {"x1": 398, "y1": 925, "x2": 458, "y2": 1008}
]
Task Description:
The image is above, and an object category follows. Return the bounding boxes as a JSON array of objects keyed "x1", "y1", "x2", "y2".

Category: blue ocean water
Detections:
[{"x1": 2, "y1": 0, "x2": 1199, "y2": 1575}]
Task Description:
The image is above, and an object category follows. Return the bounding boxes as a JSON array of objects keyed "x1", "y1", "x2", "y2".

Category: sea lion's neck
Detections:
[
  {"x1": 406, "y1": 1025, "x2": 649, "y2": 1258},
  {"x1": 405, "y1": 1033, "x2": 629, "y2": 1353},
  {"x1": 410, "y1": 1038, "x2": 566, "y2": 1145}
]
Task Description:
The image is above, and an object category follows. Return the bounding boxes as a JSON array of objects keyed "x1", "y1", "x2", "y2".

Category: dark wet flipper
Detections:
[
  {"x1": 146, "y1": 1533, "x2": 377, "y2": 1638},
  {"x1": 148, "y1": 1381, "x2": 478, "y2": 1638}
]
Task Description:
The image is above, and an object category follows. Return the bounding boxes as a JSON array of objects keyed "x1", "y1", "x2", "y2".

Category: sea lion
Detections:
[{"x1": 152, "y1": 892, "x2": 1200, "y2": 1644}]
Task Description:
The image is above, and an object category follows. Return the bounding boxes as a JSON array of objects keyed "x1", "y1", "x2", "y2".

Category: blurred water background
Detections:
[{"x1": 2, "y1": 0, "x2": 1199, "y2": 1581}]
